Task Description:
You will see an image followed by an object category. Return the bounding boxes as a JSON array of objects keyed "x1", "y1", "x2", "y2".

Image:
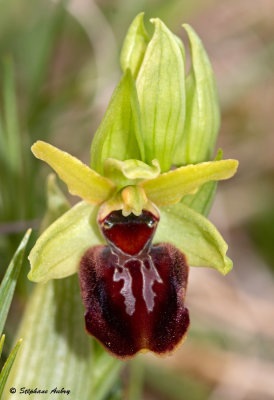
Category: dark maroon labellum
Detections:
[{"x1": 79, "y1": 210, "x2": 189, "y2": 359}]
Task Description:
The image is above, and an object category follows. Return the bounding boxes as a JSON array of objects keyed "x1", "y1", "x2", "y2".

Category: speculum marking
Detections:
[
  {"x1": 112, "y1": 248, "x2": 162, "y2": 316},
  {"x1": 141, "y1": 256, "x2": 163, "y2": 312},
  {"x1": 113, "y1": 266, "x2": 136, "y2": 316}
]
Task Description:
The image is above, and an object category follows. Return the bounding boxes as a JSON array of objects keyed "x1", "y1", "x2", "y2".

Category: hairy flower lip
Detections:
[
  {"x1": 79, "y1": 242, "x2": 190, "y2": 359},
  {"x1": 84, "y1": 319, "x2": 190, "y2": 362}
]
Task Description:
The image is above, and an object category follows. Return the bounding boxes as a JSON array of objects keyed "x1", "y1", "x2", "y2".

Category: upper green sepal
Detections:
[
  {"x1": 120, "y1": 12, "x2": 150, "y2": 78},
  {"x1": 90, "y1": 69, "x2": 145, "y2": 174},
  {"x1": 173, "y1": 24, "x2": 220, "y2": 166},
  {"x1": 141, "y1": 159, "x2": 238, "y2": 206},
  {"x1": 136, "y1": 18, "x2": 186, "y2": 172},
  {"x1": 154, "y1": 202, "x2": 232, "y2": 275}
]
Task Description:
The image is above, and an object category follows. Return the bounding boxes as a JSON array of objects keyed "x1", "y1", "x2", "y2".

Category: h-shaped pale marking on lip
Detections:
[{"x1": 111, "y1": 247, "x2": 163, "y2": 316}]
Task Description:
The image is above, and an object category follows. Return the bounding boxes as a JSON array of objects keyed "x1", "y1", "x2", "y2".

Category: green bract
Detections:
[
  {"x1": 90, "y1": 70, "x2": 144, "y2": 174},
  {"x1": 28, "y1": 15, "x2": 238, "y2": 283}
]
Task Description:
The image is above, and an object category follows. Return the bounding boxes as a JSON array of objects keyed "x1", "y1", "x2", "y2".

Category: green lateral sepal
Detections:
[
  {"x1": 28, "y1": 202, "x2": 104, "y2": 283},
  {"x1": 154, "y1": 203, "x2": 232, "y2": 275}
]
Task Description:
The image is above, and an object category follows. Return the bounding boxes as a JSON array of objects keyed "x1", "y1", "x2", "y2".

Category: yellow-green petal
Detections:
[
  {"x1": 28, "y1": 201, "x2": 103, "y2": 282},
  {"x1": 141, "y1": 159, "x2": 238, "y2": 206},
  {"x1": 32, "y1": 141, "x2": 115, "y2": 204},
  {"x1": 154, "y1": 203, "x2": 232, "y2": 275}
]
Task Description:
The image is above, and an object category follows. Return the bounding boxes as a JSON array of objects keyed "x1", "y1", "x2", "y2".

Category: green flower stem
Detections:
[
  {"x1": 128, "y1": 358, "x2": 144, "y2": 400},
  {"x1": 92, "y1": 353, "x2": 122, "y2": 400}
]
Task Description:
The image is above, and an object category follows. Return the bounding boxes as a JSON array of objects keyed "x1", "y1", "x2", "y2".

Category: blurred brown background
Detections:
[{"x1": 0, "y1": 0, "x2": 274, "y2": 399}]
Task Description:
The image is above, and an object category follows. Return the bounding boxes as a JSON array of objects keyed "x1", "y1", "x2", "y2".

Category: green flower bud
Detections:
[
  {"x1": 136, "y1": 18, "x2": 186, "y2": 172},
  {"x1": 173, "y1": 24, "x2": 220, "y2": 165},
  {"x1": 120, "y1": 12, "x2": 150, "y2": 79}
]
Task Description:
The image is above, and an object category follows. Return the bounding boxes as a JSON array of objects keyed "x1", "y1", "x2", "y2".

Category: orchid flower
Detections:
[{"x1": 28, "y1": 15, "x2": 238, "y2": 359}]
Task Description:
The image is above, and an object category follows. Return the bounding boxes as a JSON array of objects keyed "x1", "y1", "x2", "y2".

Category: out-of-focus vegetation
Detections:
[{"x1": 0, "y1": 0, "x2": 274, "y2": 399}]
